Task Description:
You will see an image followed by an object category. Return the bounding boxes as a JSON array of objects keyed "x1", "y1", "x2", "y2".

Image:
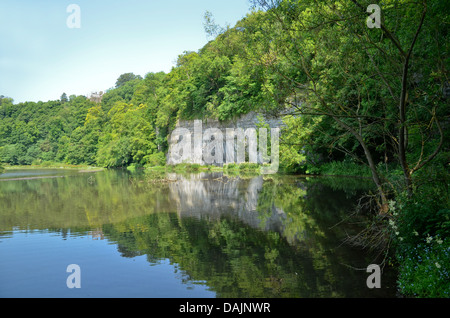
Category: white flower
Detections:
[
  {"x1": 436, "y1": 238, "x2": 443, "y2": 244},
  {"x1": 435, "y1": 262, "x2": 441, "y2": 269},
  {"x1": 413, "y1": 230, "x2": 419, "y2": 236},
  {"x1": 426, "y1": 235, "x2": 433, "y2": 243},
  {"x1": 388, "y1": 200, "x2": 396, "y2": 212}
]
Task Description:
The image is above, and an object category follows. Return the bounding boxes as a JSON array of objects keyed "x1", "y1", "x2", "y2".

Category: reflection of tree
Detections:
[
  {"x1": 0, "y1": 170, "x2": 175, "y2": 231},
  {"x1": 254, "y1": 175, "x2": 387, "y2": 296},
  {"x1": 99, "y1": 172, "x2": 392, "y2": 297},
  {"x1": 101, "y1": 213, "x2": 321, "y2": 297}
]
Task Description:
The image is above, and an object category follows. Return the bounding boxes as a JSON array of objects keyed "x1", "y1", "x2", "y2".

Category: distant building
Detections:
[{"x1": 89, "y1": 91, "x2": 104, "y2": 103}]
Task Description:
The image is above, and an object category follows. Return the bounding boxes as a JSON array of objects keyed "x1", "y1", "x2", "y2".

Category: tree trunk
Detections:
[
  {"x1": 397, "y1": 4, "x2": 427, "y2": 197},
  {"x1": 332, "y1": 116, "x2": 388, "y2": 213}
]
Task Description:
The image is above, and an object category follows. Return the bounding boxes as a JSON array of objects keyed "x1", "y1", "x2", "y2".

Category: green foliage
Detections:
[
  {"x1": 0, "y1": 71, "x2": 167, "y2": 168},
  {"x1": 60, "y1": 93, "x2": 68, "y2": 103},
  {"x1": 238, "y1": 162, "x2": 259, "y2": 171},
  {"x1": 394, "y1": 188, "x2": 449, "y2": 247},
  {"x1": 396, "y1": 236, "x2": 450, "y2": 298},
  {"x1": 223, "y1": 163, "x2": 262, "y2": 174},
  {"x1": 144, "y1": 152, "x2": 166, "y2": 167},
  {"x1": 387, "y1": 160, "x2": 449, "y2": 297},
  {"x1": 223, "y1": 163, "x2": 239, "y2": 170},
  {"x1": 0, "y1": 144, "x2": 23, "y2": 165},
  {"x1": 312, "y1": 161, "x2": 372, "y2": 178},
  {"x1": 169, "y1": 163, "x2": 202, "y2": 172},
  {"x1": 0, "y1": 95, "x2": 95, "y2": 165},
  {"x1": 115, "y1": 72, "x2": 143, "y2": 88}
]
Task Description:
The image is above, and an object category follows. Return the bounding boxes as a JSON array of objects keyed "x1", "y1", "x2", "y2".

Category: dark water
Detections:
[{"x1": 0, "y1": 168, "x2": 397, "y2": 298}]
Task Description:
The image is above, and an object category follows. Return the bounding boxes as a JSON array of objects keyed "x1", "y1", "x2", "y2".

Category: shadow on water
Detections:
[{"x1": 0, "y1": 168, "x2": 398, "y2": 297}]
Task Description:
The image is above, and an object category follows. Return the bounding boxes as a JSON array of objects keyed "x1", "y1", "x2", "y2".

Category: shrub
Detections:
[
  {"x1": 397, "y1": 235, "x2": 450, "y2": 297},
  {"x1": 144, "y1": 152, "x2": 166, "y2": 167},
  {"x1": 41, "y1": 161, "x2": 55, "y2": 167},
  {"x1": 31, "y1": 159, "x2": 42, "y2": 165},
  {"x1": 187, "y1": 163, "x2": 201, "y2": 171},
  {"x1": 224, "y1": 163, "x2": 238, "y2": 170},
  {"x1": 391, "y1": 180, "x2": 449, "y2": 298},
  {"x1": 238, "y1": 162, "x2": 259, "y2": 171},
  {"x1": 395, "y1": 188, "x2": 449, "y2": 245},
  {"x1": 173, "y1": 163, "x2": 201, "y2": 172},
  {"x1": 317, "y1": 160, "x2": 372, "y2": 177}
]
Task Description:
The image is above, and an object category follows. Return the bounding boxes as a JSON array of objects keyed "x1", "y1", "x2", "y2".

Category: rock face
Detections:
[
  {"x1": 167, "y1": 111, "x2": 285, "y2": 166},
  {"x1": 176, "y1": 111, "x2": 284, "y2": 132}
]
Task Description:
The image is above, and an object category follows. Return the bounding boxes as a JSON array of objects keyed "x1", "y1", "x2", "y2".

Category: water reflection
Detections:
[{"x1": 0, "y1": 169, "x2": 396, "y2": 297}]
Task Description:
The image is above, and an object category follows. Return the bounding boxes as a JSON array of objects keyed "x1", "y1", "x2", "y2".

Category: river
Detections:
[{"x1": 0, "y1": 168, "x2": 397, "y2": 297}]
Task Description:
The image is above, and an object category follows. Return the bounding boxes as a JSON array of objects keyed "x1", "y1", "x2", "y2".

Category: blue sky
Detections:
[{"x1": 0, "y1": 0, "x2": 252, "y2": 103}]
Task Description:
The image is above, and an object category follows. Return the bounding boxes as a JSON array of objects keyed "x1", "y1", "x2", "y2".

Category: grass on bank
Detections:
[
  {"x1": 306, "y1": 160, "x2": 373, "y2": 177},
  {"x1": 2, "y1": 162, "x2": 103, "y2": 170},
  {"x1": 142, "y1": 162, "x2": 267, "y2": 174}
]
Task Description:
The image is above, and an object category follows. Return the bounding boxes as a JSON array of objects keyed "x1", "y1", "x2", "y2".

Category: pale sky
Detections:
[{"x1": 0, "y1": 0, "x2": 251, "y2": 103}]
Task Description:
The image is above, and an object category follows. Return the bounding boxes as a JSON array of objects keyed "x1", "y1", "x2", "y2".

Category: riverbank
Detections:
[
  {"x1": 308, "y1": 161, "x2": 449, "y2": 298},
  {"x1": 131, "y1": 162, "x2": 273, "y2": 175},
  {"x1": 2, "y1": 163, "x2": 104, "y2": 171}
]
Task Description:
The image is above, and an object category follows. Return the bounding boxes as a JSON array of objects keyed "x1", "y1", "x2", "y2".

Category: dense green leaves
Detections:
[
  {"x1": 0, "y1": 95, "x2": 95, "y2": 165},
  {"x1": 115, "y1": 72, "x2": 143, "y2": 88}
]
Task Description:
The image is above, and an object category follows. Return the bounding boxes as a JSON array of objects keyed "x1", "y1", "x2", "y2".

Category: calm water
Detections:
[{"x1": 0, "y1": 168, "x2": 397, "y2": 298}]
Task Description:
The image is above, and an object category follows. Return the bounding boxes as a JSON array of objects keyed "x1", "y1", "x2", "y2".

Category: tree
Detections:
[
  {"x1": 60, "y1": 93, "x2": 68, "y2": 103},
  {"x1": 96, "y1": 101, "x2": 157, "y2": 167},
  {"x1": 203, "y1": 11, "x2": 226, "y2": 40},
  {"x1": 249, "y1": 0, "x2": 448, "y2": 211},
  {"x1": 115, "y1": 73, "x2": 143, "y2": 88}
]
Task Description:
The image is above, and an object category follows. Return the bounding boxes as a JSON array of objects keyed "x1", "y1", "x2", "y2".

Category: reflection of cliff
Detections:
[
  {"x1": 167, "y1": 172, "x2": 286, "y2": 233},
  {"x1": 88, "y1": 229, "x2": 104, "y2": 240}
]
